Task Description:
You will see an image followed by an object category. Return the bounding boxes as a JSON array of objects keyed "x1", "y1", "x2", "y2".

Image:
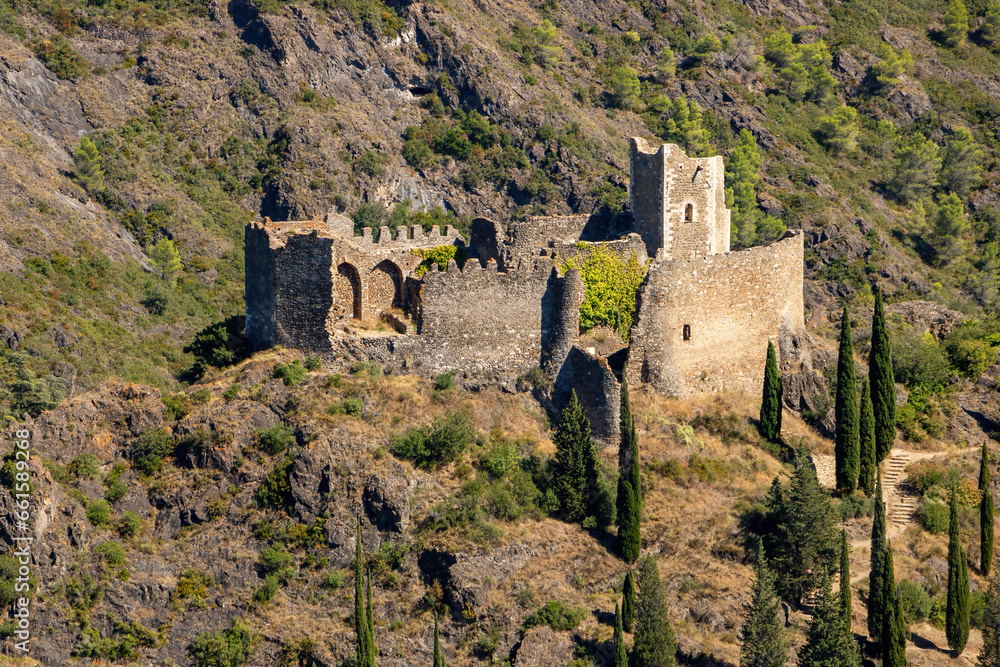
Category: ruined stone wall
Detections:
[
  {"x1": 553, "y1": 346, "x2": 621, "y2": 444},
  {"x1": 545, "y1": 234, "x2": 649, "y2": 268},
  {"x1": 627, "y1": 231, "x2": 805, "y2": 397},
  {"x1": 541, "y1": 269, "x2": 584, "y2": 375},
  {"x1": 630, "y1": 138, "x2": 667, "y2": 258},
  {"x1": 273, "y1": 232, "x2": 336, "y2": 354},
  {"x1": 245, "y1": 223, "x2": 277, "y2": 351}
]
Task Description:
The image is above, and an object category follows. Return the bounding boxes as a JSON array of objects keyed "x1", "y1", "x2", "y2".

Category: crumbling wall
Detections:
[
  {"x1": 273, "y1": 232, "x2": 336, "y2": 353},
  {"x1": 245, "y1": 222, "x2": 277, "y2": 351},
  {"x1": 627, "y1": 231, "x2": 805, "y2": 397},
  {"x1": 553, "y1": 346, "x2": 621, "y2": 444}
]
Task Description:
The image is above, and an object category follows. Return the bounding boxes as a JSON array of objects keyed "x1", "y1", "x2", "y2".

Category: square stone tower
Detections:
[{"x1": 629, "y1": 138, "x2": 731, "y2": 259}]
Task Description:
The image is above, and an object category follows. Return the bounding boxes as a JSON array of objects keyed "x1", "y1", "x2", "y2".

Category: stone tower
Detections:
[{"x1": 629, "y1": 138, "x2": 731, "y2": 259}]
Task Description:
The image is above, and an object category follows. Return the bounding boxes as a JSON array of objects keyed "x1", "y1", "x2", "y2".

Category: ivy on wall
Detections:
[{"x1": 565, "y1": 247, "x2": 647, "y2": 340}]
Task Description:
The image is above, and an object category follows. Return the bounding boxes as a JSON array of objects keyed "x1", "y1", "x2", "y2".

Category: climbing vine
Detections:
[
  {"x1": 565, "y1": 247, "x2": 647, "y2": 340},
  {"x1": 412, "y1": 245, "x2": 466, "y2": 276}
]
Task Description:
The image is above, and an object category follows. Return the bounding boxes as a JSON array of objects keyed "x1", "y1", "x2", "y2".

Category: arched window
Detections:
[
  {"x1": 683, "y1": 324, "x2": 691, "y2": 341},
  {"x1": 684, "y1": 204, "x2": 694, "y2": 223}
]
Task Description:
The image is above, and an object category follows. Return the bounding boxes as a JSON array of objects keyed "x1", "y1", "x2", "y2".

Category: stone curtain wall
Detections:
[
  {"x1": 273, "y1": 232, "x2": 337, "y2": 354},
  {"x1": 627, "y1": 231, "x2": 805, "y2": 397},
  {"x1": 245, "y1": 222, "x2": 277, "y2": 350}
]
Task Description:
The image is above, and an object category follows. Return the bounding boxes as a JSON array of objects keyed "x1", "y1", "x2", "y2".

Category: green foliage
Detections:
[
  {"x1": 413, "y1": 245, "x2": 461, "y2": 276},
  {"x1": 259, "y1": 545, "x2": 293, "y2": 576},
  {"x1": 835, "y1": 308, "x2": 860, "y2": 494},
  {"x1": 869, "y1": 475, "x2": 887, "y2": 643},
  {"x1": 574, "y1": 247, "x2": 647, "y2": 340},
  {"x1": 944, "y1": 0, "x2": 970, "y2": 47},
  {"x1": 691, "y1": 34, "x2": 722, "y2": 63},
  {"x1": 256, "y1": 423, "x2": 294, "y2": 455},
  {"x1": 434, "y1": 372, "x2": 454, "y2": 391},
  {"x1": 116, "y1": 511, "x2": 142, "y2": 539},
  {"x1": 522, "y1": 600, "x2": 587, "y2": 631},
  {"x1": 726, "y1": 129, "x2": 773, "y2": 250},
  {"x1": 858, "y1": 380, "x2": 876, "y2": 496},
  {"x1": 391, "y1": 410, "x2": 475, "y2": 468},
  {"x1": 656, "y1": 47, "x2": 676, "y2": 82},
  {"x1": 272, "y1": 360, "x2": 307, "y2": 386},
  {"x1": 150, "y1": 238, "x2": 183, "y2": 288},
  {"x1": 763, "y1": 29, "x2": 797, "y2": 68},
  {"x1": 105, "y1": 477, "x2": 128, "y2": 503},
  {"x1": 254, "y1": 575, "x2": 279, "y2": 603},
  {"x1": 839, "y1": 530, "x2": 852, "y2": 625},
  {"x1": 552, "y1": 391, "x2": 599, "y2": 524},
  {"x1": 74, "y1": 136, "x2": 105, "y2": 193},
  {"x1": 888, "y1": 133, "x2": 941, "y2": 204},
  {"x1": 131, "y1": 429, "x2": 174, "y2": 475},
  {"x1": 607, "y1": 66, "x2": 640, "y2": 110},
  {"x1": 983, "y1": 0, "x2": 1000, "y2": 44},
  {"x1": 738, "y1": 542, "x2": 787, "y2": 667},
  {"x1": 73, "y1": 619, "x2": 158, "y2": 662},
  {"x1": 980, "y1": 569, "x2": 1000, "y2": 666},
  {"x1": 899, "y1": 579, "x2": 933, "y2": 622},
  {"x1": 917, "y1": 500, "x2": 950, "y2": 533},
  {"x1": 532, "y1": 19, "x2": 562, "y2": 68},
  {"x1": 32, "y1": 35, "x2": 88, "y2": 78},
  {"x1": 617, "y1": 377, "x2": 641, "y2": 563},
  {"x1": 934, "y1": 192, "x2": 970, "y2": 265},
  {"x1": 870, "y1": 287, "x2": 897, "y2": 464},
  {"x1": 759, "y1": 341, "x2": 782, "y2": 443},
  {"x1": 947, "y1": 488, "x2": 971, "y2": 653},
  {"x1": 883, "y1": 546, "x2": 907, "y2": 667},
  {"x1": 188, "y1": 619, "x2": 257, "y2": 667},
  {"x1": 983, "y1": 443, "x2": 994, "y2": 576},
  {"x1": 95, "y1": 541, "x2": 126, "y2": 566},
  {"x1": 614, "y1": 602, "x2": 627, "y2": 667},
  {"x1": 354, "y1": 151, "x2": 389, "y2": 177},
  {"x1": 311, "y1": 0, "x2": 404, "y2": 36},
  {"x1": 798, "y1": 574, "x2": 860, "y2": 667},
  {"x1": 891, "y1": 324, "x2": 952, "y2": 391},
  {"x1": 86, "y1": 499, "x2": 112, "y2": 527},
  {"x1": 256, "y1": 455, "x2": 295, "y2": 508},
  {"x1": 871, "y1": 44, "x2": 914, "y2": 87},
  {"x1": 623, "y1": 568, "x2": 637, "y2": 632},
  {"x1": 633, "y1": 554, "x2": 677, "y2": 666},
  {"x1": 354, "y1": 523, "x2": 375, "y2": 667},
  {"x1": 941, "y1": 127, "x2": 983, "y2": 197},
  {"x1": 646, "y1": 97, "x2": 712, "y2": 157},
  {"x1": 817, "y1": 106, "x2": 859, "y2": 155}
]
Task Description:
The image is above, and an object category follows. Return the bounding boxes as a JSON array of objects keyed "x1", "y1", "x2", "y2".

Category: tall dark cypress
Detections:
[
  {"x1": 355, "y1": 522, "x2": 374, "y2": 667},
  {"x1": 835, "y1": 307, "x2": 860, "y2": 494},
  {"x1": 617, "y1": 377, "x2": 641, "y2": 563},
  {"x1": 870, "y1": 285, "x2": 896, "y2": 464},
  {"x1": 623, "y1": 568, "x2": 637, "y2": 633},
  {"x1": 553, "y1": 391, "x2": 599, "y2": 523},
  {"x1": 858, "y1": 379, "x2": 876, "y2": 496},
  {"x1": 433, "y1": 613, "x2": 443, "y2": 667},
  {"x1": 614, "y1": 602, "x2": 628, "y2": 667},
  {"x1": 631, "y1": 555, "x2": 677, "y2": 667},
  {"x1": 738, "y1": 542, "x2": 787, "y2": 667},
  {"x1": 980, "y1": 570, "x2": 1000, "y2": 667},
  {"x1": 947, "y1": 486, "x2": 971, "y2": 655},
  {"x1": 882, "y1": 543, "x2": 907, "y2": 667},
  {"x1": 759, "y1": 341, "x2": 782, "y2": 442},
  {"x1": 982, "y1": 443, "x2": 995, "y2": 576},
  {"x1": 366, "y1": 569, "x2": 376, "y2": 667},
  {"x1": 839, "y1": 529, "x2": 852, "y2": 628},
  {"x1": 868, "y1": 473, "x2": 887, "y2": 645}
]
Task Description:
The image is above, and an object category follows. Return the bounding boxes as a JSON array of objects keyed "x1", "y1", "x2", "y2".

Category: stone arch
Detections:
[
  {"x1": 367, "y1": 260, "x2": 403, "y2": 317},
  {"x1": 334, "y1": 262, "x2": 362, "y2": 320}
]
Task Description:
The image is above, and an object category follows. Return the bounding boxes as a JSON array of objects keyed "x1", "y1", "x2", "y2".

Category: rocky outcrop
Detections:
[
  {"x1": 513, "y1": 626, "x2": 575, "y2": 667},
  {"x1": 362, "y1": 469, "x2": 413, "y2": 533},
  {"x1": 175, "y1": 399, "x2": 279, "y2": 472},
  {"x1": 886, "y1": 300, "x2": 964, "y2": 339}
]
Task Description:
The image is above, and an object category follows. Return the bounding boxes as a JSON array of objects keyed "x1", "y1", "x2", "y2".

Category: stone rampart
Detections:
[
  {"x1": 627, "y1": 230, "x2": 805, "y2": 396},
  {"x1": 553, "y1": 346, "x2": 621, "y2": 444}
]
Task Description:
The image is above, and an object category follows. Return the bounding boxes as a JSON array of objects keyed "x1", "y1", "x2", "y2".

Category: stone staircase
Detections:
[{"x1": 882, "y1": 450, "x2": 920, "y2": 537}]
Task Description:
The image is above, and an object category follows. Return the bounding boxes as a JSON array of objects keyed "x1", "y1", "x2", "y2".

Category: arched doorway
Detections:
[
  {"x1": 335, "y1": 263, "x2": 362, "y2": 320},
  {"x1": 368, "y1": 260, "x2": 403, "y2": 317}
]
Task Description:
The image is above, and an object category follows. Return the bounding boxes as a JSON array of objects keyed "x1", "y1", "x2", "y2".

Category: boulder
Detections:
[{"x1": 363, "y1": 469, "x2": 413, "y2": 532}]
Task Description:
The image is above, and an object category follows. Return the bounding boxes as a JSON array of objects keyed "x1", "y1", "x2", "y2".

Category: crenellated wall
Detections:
[{"x1": 626, "y1": 230, "x2": 805, "y2": 396}]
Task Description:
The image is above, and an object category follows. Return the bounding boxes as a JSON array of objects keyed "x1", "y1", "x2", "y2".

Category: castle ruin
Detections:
[{"x1": 245, "y1": 138, "x2": 805, "y2": 440}]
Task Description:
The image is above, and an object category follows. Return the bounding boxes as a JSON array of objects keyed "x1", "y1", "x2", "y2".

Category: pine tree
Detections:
[
  {"x1": 632, "y1": 555, "x2": 677, "y2": 667},
  {"x1": 771, "y1": 447, "x2": 839, "y2": 602},
  {"x1": 73, "y1": 135, "x2": 104, "y2": 194},
  {"x1": 759, "y1": 341, "x2": 782, "y2": 442},
  {"x1": 944, "y1": 0, "x2": 970, "y2": 47},
  {"x1": 656, "y1": 47, "x2": 676, "y2": 82},
  {"x1": 983, "y1": 443, "x2": 995, "y2": 576},
  {"x1": 554, "y1": 391, "x2": 599, "y2": 523},
  {"x1": 726, "y1": 129, "x2": 765, "y2": 249},
  {"x1": 835, "y1": 307, "x2": 860, "y2": 493},
  {"x1": 983, "y1": 0, "x2": 1000, "y2": 44},
  {"x1": 868, "y1": 473, "x2": 887, "y2": 644},
  {"x1": 797, "y1": 573, "x2": 861, "y2": 667},
  {"x1": 615, "y1": 601, "x2": 628, "y2": 667},
  {"x1": 151, "y1": 238, "x2": 183, "y2": 288},
  {"x1": 870, "y1": 286, "x2": 897, "y2": 464},
  {"x1": 858, "y1": 380, "x2": 876, "y2": 496},
  {"x1": 882, "y1": 543, "x2": 907, "y2": 667},
  {"x1": 739, "y1": 542, "x2": 787, "y2": 667},
  {"x1": 617, "y1": 378, "x2": 642, "y2": 563},
  {"x1": 355, "y1": 523, "x2": 375, "y2": 667},
  {"x1": 979, "y1": 570, "x2": 1000, "y2": 667},
  {"x1": 839, "y1": 529, "x2": 852, "y2": 628},
  {"x1": 531, "y1": 19, "x2": 562, "y2": 69},
  {"x1": 947, "y1": 486, "x2": 971, "y2": 654},
  {"x1": 934, "y1": 192, "x2": 970, "y2": 265},
  {"x1": 940, "y1": 127, "x2": 983, "y2": 197},
  {"x1": 888, "y1": 133, "x2": 942, "y2": 204},
  {"x1": 434, "y1": 613, "x2": 444, "y2": 667},
  {"x1": 623, "y1": 568, "x2": 637, "y2": 632}
]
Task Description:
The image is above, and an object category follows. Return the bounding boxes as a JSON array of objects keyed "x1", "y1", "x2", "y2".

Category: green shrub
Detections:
[
  {"x1": 255, "y1": 423, "x2": 294, "y2": 455},
  {"x1": 257, "y1": 456, "x2": 295, "y2": 508},
  {"x1": 191, "y1": 388, "x2": 211, "y2": 404},
  {"x1": 95, "y1": 541, "x2": 126, "y2": 565},
  {"x1": 223, "y1": 384, "x2": 240, "y2": 400},
  {"x1": 188, "y1": 619, "x2": 257, "y2": 667},
  {"x1": 254, "y1": 575, "x2": 280, "y2": 603},
  {"x1": 917, "y1": 500, "x2": 949, "y2": 534},
  {"x1": 183, "y1": 315, "x2": 248, "y2": 373},
  {"x1": 412, "y1": 245, "x2": 462, "y2": 276},
  {"x1": 259, "y1": 545, "x2": 293, "y2": 575},
  {"x1": 174, "y1": 569, "x2": 213, "y2": 608},
  {"x1": 273, "y1": 360, "x2": 307, "y2": 386},
  {"x1": 906, "y1": 460, "x2": 951, "y2": 492},
  {"x1": 899, "y1": 579, "x2": 933, "y2": 622},
  {"x1": 70, "y1": 453, "x2": 101, "y2": 480},
  {"x1": 837, "y1": 494, "x2": 876, "y2": 520},
  {"x1": 354, "y1": 150, "x2": 389, "y2": 177},
  {"x1": 32, "y1": 35, "x2": 88, "y2": 78},
  {"x1": 434, "y1": 372, "x2": 454, "y2": 391},
  {"x1": 105, "y1": 478, "x2": 128, "y2": 503},
  {"x1": 480, "y1": 441, "x2": 520, "y2": 478},
  {"x1": 131, "y1": 429, "x2": 174, "y2": 475},
  {"x1": 391, "y1": 410, "x2": 475, "y2": 468},
  {"x1": 305, "y1": 355, "x2": 322, "y2": 371},
  {"x1": 571, "y1": 247, "x2": 647, "y2": 340},
  {"x1": 116, "y1": 511, "x2": 142, "y2": 539},
  {"x1": 163, "y1": 393, "x2": 192, "y2": 421},
  {"x1": 341, "y1": 398, "x2": 363, "y2": 416},
  {"x1": 321, "y1": 570, "x2": 345, "y2": 589},
  {"x1": 522, "y1": 600, "x2": 587, "y2": 631},
  {"x1": 86, "y1": 500, "x2": 111, "y2": 527}
]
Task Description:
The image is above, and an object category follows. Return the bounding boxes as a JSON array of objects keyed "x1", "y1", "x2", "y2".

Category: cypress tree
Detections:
[
  {"x1": 839, "y1": 529, "x2": 852, "y2": 628},
  {"x1": 623, "y1": 568, "x2": 637, "y2": 632},
  {"x1": 835, "y1": 307, "x2": 860, "y2": 494},
  {"x1": 739, "y1": 542, "x2": 787, "y2": 667},
  {"x1": 614, "y1": 602, "x2": 628, "y2": 667},
  {"x1": 982, "y1": 442, "x2": 995, "y2": 576},
  {"x1": 858, "y1": 379, "x2": 876, "y2": 497},
  {"x1": 631, "y1": 555, "x2": 677, "y2": 667},
  {"x1": 798, "y1": 573, "x2": 861, "y2": 667},
  {"x1": 980, "y1": 570, "x2": 1000, "y2": 667},
  {"x1": 759, "y1": 341, "x2": 783, "y2": 442},
  {"x1": 617, "y1": 377, "x2": 642, "y2": 563},
  {"x1": 355, "y1": 523, "x2": 374, "y2": 667},
  {"x1": 870, "y1": 286, "x2": 896, "y2": 464},
  {"x1": 554, "y1": 391, "x2": 599, "y2": 523},
  {"x1": 434, "y1": 613, "x2": 443, "y2": 667},
  {"x1": 868, "y1": 473, "x2": 887, "y2": 644},
  {"x1": 366, "y1": 569, "x2": 376, "y2": 667},
  {"x1": 882, "y1": 543, "x2": 907, "y2": 667},
  {"x1": 946, "y1": 486, "x2": 970, "y2": 655}
]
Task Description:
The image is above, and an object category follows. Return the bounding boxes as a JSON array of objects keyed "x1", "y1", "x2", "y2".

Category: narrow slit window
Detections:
[
  {"x1": 684, "y1": 204, "x2": 694, "y2": 223},
  {"x1": 683, "y1": 324, "x2": 691, "y2": 341}
]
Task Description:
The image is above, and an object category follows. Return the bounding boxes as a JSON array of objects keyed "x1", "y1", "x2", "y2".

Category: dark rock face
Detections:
[
  {"x1": 175, "y1": 399, "x2": 279, "y2": 472},
  {"x1": 886, "y1": 300, "x2": 964, "y2": 339},
  {"x1": 362, "y1": 470, "x2": 412, "y2": 533}
]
